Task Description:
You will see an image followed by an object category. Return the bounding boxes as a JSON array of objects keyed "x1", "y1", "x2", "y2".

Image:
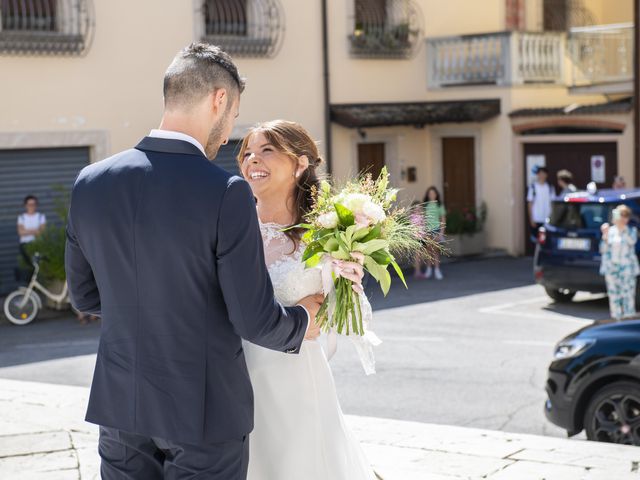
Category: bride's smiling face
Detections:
[{"x1": 240, "y1": 132, "x2": 297, "y2": 199}]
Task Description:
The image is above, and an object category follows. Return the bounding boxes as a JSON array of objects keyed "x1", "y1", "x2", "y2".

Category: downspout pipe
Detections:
[{"x1": 321, "y1": 0, "x2": 333, "y2": 173}]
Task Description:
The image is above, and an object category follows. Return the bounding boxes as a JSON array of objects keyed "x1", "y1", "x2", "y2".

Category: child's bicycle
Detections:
[{"x1": 3, "y1": 253, "x2": 69, "y2": 325}]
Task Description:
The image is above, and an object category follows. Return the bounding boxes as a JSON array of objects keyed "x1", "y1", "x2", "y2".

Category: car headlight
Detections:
[{"x1": 554, "y1": 339, "x2": 596, "y2": 359}]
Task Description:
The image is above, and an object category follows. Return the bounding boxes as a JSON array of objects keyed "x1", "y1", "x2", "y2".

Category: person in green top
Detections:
[{"x1": 422, "y1": 186, "x2": 446, "y2": 280}]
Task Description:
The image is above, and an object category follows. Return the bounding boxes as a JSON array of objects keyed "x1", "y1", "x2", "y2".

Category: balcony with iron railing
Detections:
[
  {"x1": 200, "y1": 0, "x2": 284, "y2": 58},
  {"x1": 0, "y1": 0, "x2": 94, "y2": 56},
  {"x1": 427, "y1": 31, "x2": 565, "y2": 88},
  {"x1": 568, "y1": 23, "x2": 634, "y2": 94},
  {"x1": 349, "y1": 0, "x2": 423, "y2": 59}
]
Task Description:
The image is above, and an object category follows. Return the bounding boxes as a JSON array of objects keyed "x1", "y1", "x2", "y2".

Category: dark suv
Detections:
[
  {"x1": 545, "y1": 319, "x2": 640, "y2": 445},
  {"x1": 534, "y1": 189, "x2": 640, "y2": 303}
]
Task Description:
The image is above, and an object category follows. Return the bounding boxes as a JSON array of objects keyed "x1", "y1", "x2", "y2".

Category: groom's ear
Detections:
[{"x1": 211, "y1": 88, "x2": 227, "y2": 114}]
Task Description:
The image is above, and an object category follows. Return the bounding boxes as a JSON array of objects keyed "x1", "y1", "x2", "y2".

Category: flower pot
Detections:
[{"x1": 445, "y1": 231, "x2": 486, "y2": 257}]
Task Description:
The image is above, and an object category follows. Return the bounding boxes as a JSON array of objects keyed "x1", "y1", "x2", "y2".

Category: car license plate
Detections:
[{"x1": 558, "y1": 238, "x2": 590, "y2": 251}]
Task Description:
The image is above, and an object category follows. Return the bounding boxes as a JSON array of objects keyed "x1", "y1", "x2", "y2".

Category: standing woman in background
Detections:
[
  {"x1": 600, "y1": 205, "x2": 639, "y2": 321},
  {"x1": 423, "y1": 186, "x2": 446, "y2": 280}
]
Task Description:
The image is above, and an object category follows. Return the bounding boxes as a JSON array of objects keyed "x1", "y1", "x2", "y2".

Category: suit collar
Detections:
[{"x1": 135, "y1": 136, "x2": 208, "y2": 159}]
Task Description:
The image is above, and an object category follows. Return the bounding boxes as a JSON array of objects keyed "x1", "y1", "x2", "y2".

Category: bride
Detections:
[{"x1": 237, "y1": 120, "x2": 377, "y2": 480}]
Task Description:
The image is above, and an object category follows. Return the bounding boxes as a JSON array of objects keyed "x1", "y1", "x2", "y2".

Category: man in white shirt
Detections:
[
  {"x1": 527, "y1": 166, "x2": 553, "y2": 243},
  {"x1": 17, "y1": 194, "x2": 46, "y2": 266}
]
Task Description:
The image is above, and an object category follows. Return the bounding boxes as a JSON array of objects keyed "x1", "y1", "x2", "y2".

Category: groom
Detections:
[{"x1": 65, "y1": 43, "x2": 323, "y2": 479}]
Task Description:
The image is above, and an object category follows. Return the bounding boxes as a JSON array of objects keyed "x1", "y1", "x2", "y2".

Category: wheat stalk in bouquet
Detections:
[{"x1": 296, "y1": 167, "x2": 435, "y2": 336}]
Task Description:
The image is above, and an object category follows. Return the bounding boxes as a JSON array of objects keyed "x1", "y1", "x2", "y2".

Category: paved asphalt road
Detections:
[{"x1": 0, "y1": 256, "x2": 610, "y2": 438}]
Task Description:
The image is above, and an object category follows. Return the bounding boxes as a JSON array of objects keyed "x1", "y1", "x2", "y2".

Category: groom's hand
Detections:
[{"x1": 298, "y1": 294, "x2": 324, "y2": 340}]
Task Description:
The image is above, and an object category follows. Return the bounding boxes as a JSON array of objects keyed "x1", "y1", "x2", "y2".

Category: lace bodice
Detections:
[{"x1": 260, "y1": 222, "x2": 323, "y2": 307}]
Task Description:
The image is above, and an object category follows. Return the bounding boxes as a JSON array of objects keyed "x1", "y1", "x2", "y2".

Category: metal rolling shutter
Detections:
[
  {"x1": 0, "y1": 147, "x2": 90, "y2": 294},
  {"x1": 214, "y1": 140, "x2": 242, "y2": 176}
]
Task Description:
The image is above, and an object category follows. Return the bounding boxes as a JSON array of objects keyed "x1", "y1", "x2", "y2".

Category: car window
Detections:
[{"x1": 550, "y1": 203, "x2": 612, "y2": 229}]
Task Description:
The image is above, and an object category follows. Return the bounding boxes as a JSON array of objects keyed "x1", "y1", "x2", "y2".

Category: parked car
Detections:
[
  {"x1": 534, "y1": 188, "x2": 640, "y2": 303},
  {"x1": 545, "y1": 319, "x2": 640, "y2": 445}
]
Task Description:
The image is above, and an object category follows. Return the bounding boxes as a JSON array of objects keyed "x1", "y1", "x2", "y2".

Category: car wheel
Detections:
[
  {"x1": 544, "y1": 287, "x2": 576, "y2": 303},
  {"x1": 584, "y1": 381, "x2": 640, "y2": 446}
]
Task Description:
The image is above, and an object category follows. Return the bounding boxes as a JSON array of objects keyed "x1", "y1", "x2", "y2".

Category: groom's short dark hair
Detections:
[{"x1": 163, "y1": 43, "x2": 246, "y2": 111}]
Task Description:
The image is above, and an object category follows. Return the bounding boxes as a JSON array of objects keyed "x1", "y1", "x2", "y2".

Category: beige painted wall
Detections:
[
  {"x1": 423, "y1": 0, "x2": 504, "y2": 36},
  {"x1": 0, "y1": 0, "x2": 194, "y2": 156},
  {"x1": 582, "y1": 0, "x2": 633, "y2": 24},
  {"x1": 0, "y1": 0, "x2": 325, "y2": 159},
  {"x1": 231, "y1": 0, "x2": 325, "y2": 151}
]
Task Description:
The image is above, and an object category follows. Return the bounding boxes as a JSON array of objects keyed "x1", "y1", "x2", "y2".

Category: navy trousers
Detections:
[{"x1": 99, "y1": 427, "x2": 249, "y2": 480}]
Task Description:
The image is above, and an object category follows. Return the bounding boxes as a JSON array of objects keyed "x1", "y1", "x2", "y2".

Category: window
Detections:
[
  {"x1": 543, "y1": 0, "x2": 568, "y2": 31},
  {"x1": 1, "y1": 0, "x2": 57, "y2": 32},
  {"x1": 349, "y1": 0, "x2": 423, "y2": 59},
  {"x1": 0, "y1": 0, "x2": 94, "y2": 56},
  {"x1": 200, "y1": 0, "x2": 284, "y2": 58},
  {"x1": 550, "y1": 202, "x2": 612, "y2": 229},
  {"x1": 355, "y1": 0, "x2": 387, "y2": 33},
  {"x1": 204, "y1": 0, "x2": 247, "y2": 37}
]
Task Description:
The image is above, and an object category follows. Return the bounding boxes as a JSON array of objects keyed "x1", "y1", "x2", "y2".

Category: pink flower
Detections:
[{"x1": 355, "y1": 213, "x2": 372, "y2": 229}]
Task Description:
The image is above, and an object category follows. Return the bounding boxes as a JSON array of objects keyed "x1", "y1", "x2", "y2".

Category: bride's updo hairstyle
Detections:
[{"x1": 237, "y1": 120, "x2": 323, "y2": 245}]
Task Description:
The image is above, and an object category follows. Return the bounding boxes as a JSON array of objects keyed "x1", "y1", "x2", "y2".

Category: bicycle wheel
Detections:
[{"x1": 3, "y1": 290, "x2": 38, "y2": 325}]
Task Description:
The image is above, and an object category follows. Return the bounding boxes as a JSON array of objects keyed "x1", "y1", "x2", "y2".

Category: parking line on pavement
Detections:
[
  {"x1": 12, "y1": 340, "x2": 98, "y2": 350},
  {"x1": 478, "y1": 297, "x2": 591, "y2": 325},
  {"x1": 377, "y1": 336, "x2": 445, "y2": 342},
  {"x1": 502, "y1": 340, "x2": 555, "y2": 347}
]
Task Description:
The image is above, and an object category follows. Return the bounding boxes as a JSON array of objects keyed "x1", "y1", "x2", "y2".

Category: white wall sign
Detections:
[
  {"x1": 526, "y1": 154, "x2": 546, "y2": 186},
  {"x1": 591, "y1": 155, "x2": 606, "y2": 183}
]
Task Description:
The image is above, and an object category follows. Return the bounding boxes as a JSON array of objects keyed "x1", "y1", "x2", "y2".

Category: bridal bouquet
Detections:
[{"x1": 298, "y1": 167, "x2": 426, "y2": 336}]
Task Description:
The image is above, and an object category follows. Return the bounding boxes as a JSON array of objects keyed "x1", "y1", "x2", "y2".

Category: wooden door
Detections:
[
  {"x1": 358, "y1": 143, "x2": 385, "y2": 179},
  {"x1": 442, "y1": 137, "x2": 476, "y2": 211}
]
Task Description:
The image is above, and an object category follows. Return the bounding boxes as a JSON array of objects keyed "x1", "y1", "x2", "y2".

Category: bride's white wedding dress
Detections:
[{"x1": 243, "y1": 222, "x2": 376, "y2": 480}]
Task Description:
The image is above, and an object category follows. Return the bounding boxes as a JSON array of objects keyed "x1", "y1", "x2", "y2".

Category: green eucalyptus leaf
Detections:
[
  {"x1": 305, "y1": 253, "x2": 323, "y2": 268},
  {"x1": 370, "y1": 249, "x2": 392, "y2": 265},
  {"x1": 324, "y1": 237, "x2": 339, "y2": 252},
  {"x1": 391, "y1": 260, "x2": 408, "y2": 289},
  {"x1": 363, "y1": 255, "x2": 384, "y2": 282},
  {"x1": 331, "y1": 249, "x2": 350, "y2": 260},
  {"x1": 380, "y1": 268, "x2": 391, "y2": 296},
  {"x1": 302, "y1": 242, "x2": 324, "y2": 262},
  {"x1": 355, "y1": 239, "x2": 389, "y2": 255},
  {"x1": 335, "y1": 203, "x2": 355, "y2": 227},
  {"x1": 353, "y1": 227, "x2": 371, "y2": 242},
  {"x1": 360, "y1": 224, "x2": 382, "y2": 243}
]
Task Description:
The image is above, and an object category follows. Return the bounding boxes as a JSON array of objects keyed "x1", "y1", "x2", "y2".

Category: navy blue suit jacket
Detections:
[{"x1": 65, "y1": 137, "x2": 308, "y2": 444}]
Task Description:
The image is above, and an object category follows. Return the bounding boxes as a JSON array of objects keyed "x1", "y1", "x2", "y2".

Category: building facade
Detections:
[{"x1": 0, "y1": 0, "x2": 634, "y2": 290}]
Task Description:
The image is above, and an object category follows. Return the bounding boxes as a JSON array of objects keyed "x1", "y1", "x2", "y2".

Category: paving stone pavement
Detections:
[{"x1": 1, "y1": 379, "x2": 639, "y2": 479}]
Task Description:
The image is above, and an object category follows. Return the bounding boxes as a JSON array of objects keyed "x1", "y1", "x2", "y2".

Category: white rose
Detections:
[
  {"x1": 362, "y1": 201, "x2": 386, "y2": 224},
  {"x1": 317, "y1": 211, "x2": 339, "y2": 229},
  {"x1": 342, "y1": 193, "x2": 371, "y2": 214}
]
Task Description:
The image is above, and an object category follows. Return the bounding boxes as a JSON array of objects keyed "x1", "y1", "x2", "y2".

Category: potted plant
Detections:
[{"x1": 445, "y1": 202, "x2": 488, "y2": 256}]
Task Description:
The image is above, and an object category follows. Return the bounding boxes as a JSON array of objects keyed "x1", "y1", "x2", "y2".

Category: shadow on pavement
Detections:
[
  {"x1": 367, "y1": 256, "x2": 535, "y2": 311},
  {"x1": 541, "y1": 295, "x2": 610, "y2": 322},
  {"x1": 0, "y1": 310, "x2": 100, "y2": 368}
]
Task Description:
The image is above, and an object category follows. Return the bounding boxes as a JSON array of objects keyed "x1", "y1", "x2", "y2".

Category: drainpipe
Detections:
[
  {"x1": 635, "y1": 0, "x2": 639, "y2": 186},
  {"x1": 321, "y1": 0, "x2": 333, "y2": 173}
]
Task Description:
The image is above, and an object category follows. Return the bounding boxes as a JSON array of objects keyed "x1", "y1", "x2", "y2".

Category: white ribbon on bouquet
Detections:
[{"x1": 320, "y1": 256, "x2": 382, "y2": 375}]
